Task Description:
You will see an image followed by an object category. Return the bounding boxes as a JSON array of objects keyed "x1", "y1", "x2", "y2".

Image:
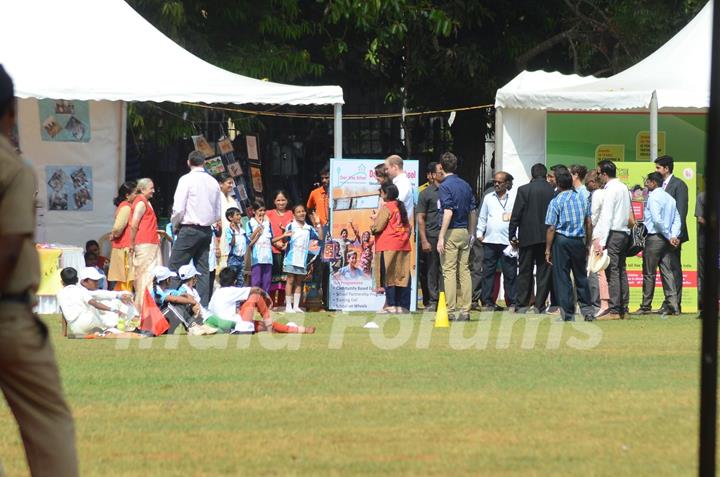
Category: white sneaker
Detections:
[
  {"x1": 285, "y1": 308, "x2": 296, "y2": 314},
  {"x1": 294, "y1": 307, "x2": 305, "y2": 313},
  {"x1": 200, "y1": 324, "x2": 218, "y2": 335},
  {"x1": 188, "y1": 324, "x2": 203, "y2": 336}
]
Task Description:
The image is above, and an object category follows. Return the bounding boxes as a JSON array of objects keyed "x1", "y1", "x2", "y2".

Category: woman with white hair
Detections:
[{"x1": 129, "y1": 178, "x2": 161, "y2": 307}]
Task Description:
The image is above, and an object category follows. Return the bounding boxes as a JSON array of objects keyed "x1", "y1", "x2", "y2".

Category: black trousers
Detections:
[
  {"x1": 605, "y1": 231, "x2": 630, "y2": 314},
  {"x1": 481, "y1": 243, "x2": 517, "y2": 306},
  {"x1": 470, "y1": 239, "x2": 484, "y2": 304},
  {"x1": 168, "y1": 225, "x2": 212, "y2": 306},
  {"x1": 419, "y1": 235, "x2": 443, "y2": 305},
  {"x1": 515, "y1": 243, "x2": 551, "y2": 309}
]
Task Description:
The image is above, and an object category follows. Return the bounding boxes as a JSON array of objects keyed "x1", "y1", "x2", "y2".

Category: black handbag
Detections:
[{"x1": 627, "y1": 222, "x2": 647, "y2": 257}]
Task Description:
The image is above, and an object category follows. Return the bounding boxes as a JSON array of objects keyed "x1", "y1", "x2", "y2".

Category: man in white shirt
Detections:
[
  {"x1": 57, "y1": 267, "x2": 136, "y2": 336},
  {"x1": 592, "y1": 160, "x2": 631, "y2": 320},
  {"x1": 476, "y1": 171, "x2": 517, "y2": 311},
  {"x1": 385, "y1": 154, "x2": 414, "y2": 216},
  {"x1": 168, "y1": 150, "x2": 223, "y2": 306}
]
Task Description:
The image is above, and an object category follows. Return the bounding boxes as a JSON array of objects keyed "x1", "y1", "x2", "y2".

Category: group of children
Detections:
[
  {"x1": 58, "y1": 264, "x2": 316, "y2": 338},
  {"x1": 225, "y1": 200, "x2": 323, "y2": 314}
]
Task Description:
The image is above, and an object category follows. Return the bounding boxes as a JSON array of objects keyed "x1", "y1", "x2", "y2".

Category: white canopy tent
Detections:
[
  {"x1": 1, "y1": 0, "x2": 344, "y2": 245},
  {"x1": 494, "y1": 1, "x2": 712, "y2": 184}
]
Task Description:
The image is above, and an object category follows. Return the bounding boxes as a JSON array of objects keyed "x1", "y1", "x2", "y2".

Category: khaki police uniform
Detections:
[{"x1": 0, "y1": 135, "x2": 78, "y2": 477}]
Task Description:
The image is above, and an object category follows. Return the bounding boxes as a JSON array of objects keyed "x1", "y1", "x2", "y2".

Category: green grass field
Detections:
[{"x1": 0, "y1": 312, "x2": 704, "y2": 476}]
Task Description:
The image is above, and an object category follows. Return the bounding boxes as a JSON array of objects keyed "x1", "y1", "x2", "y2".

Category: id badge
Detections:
[{"x1": 502, "y1": 213, "x2": 511, "y2": 222}]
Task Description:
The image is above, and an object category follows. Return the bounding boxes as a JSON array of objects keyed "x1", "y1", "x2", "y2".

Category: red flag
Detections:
[{"x1": 140, "y1": 288, "x2": 169, "y2": 336}]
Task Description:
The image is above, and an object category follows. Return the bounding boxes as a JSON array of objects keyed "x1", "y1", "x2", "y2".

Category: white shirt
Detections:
[
  {"x1": 393, "y1": 172, "x2": 414, "y2": 215},
  {"x1": 208, "y1": 286, "x2": 251, "y2": 320},
  {"x1": 57, "y1": 285, "x2": 128, "y2": 333},
  {"x1": 590, "y1": 188, "x2": 605, "y2": 229},
  {"x1": 594, "y1": 178, "x2": 631, "y2": 246},
  {"x1": 476, "y1": 190, "x2": 516, "y2": 245},
  {"x1": 171, "y1": 167, "x2": 223, "y2": 228},
  {"x1": 662, "y1": 173, "x2": 673, "y2": 190}
]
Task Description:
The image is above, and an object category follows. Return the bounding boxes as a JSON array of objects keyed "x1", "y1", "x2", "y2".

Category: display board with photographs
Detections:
[
  {"x1": 39, "y1": 100, "x2": 91, "y2": 142},
  {"x1": 46, "y1": 165, "x2": 93, "y2": 211}
]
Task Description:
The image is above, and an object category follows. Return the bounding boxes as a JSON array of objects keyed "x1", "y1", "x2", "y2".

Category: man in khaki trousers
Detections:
[
  {"x1": 0, "y1": 65, "x2": 78, "y2": 477},
  {"x1": 436, "y1": 153, "x2": 477, "y2": 321}
]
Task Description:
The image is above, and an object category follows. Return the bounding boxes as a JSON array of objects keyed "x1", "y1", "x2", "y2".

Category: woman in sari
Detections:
[{"x1": 107, "y1": 181, "x2": 137, "y2": 291}]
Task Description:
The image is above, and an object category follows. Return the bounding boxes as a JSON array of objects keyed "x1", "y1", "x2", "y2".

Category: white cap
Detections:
[
  {"x1": 178, "y1": 263, "x2": 201, "y2": 280},
  {"x1": 78, "y1": 266, "x2": 105, "y2": 281},
  {"x1": 588, "y1": 250, "x2": 610, "y2": 274},
  {"x1": 152, "y1": 266, "x2": 177, "y2": 281}
]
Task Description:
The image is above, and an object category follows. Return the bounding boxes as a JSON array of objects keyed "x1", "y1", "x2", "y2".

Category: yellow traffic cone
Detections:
[{"x1": 434, "y1": 291, "x2": 450, "y2": 328}]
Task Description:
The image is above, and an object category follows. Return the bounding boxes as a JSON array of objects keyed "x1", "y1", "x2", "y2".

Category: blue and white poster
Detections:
[
  {"x1": 46, "y1": 166, "x2": 93, "y2": 211},
  {"x1": 328, "y1": 159, "x2": 419, "y2": 312},
  {"x1": 38, "y1": 99, "x2": 91, "y2": 142}
]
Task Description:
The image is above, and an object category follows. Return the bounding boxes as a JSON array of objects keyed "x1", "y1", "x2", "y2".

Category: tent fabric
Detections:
[
  {"x1": 495, "y1": 1, "x2": 711, "y2": 111},
  {"x1": 1, "y1": 0, "x2": 343, "y2": 106}
]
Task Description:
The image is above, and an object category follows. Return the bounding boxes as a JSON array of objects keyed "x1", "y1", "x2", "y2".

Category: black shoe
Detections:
[
  {"x1": 482, "y1": 304, "x2": 505, "y2": 312},
  {"x1": 632, "y1": 307, "x2": 653, "y2": 315},
  {"x1": 425, "y1": 303, "x2": 437, "y2": 312},
  {"x1": 652, "y1": 306, "x2": 671, "y2": 315},
  {"x1": 584, "y1": 315, "x2": 595, "y2": 322},
  {"x1": 470, "y1": 303, "x2": 483, "y2": 311}
]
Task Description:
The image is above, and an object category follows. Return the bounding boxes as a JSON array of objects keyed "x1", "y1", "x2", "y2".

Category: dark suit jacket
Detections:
[
  {"x1": 665, "y1": 175, "x2": 689, "y2": 242},
  {"x1": 509, "y1": 178, "x2": 555, "y2": 247}
]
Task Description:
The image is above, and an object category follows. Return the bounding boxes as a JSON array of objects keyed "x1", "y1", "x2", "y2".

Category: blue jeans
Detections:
[
  {"x1": 551, "y1": 234, "x2": 593, "y2": 320},
  {"x1": 227, "y1": 254, "x2": 245, "y2": 287}
]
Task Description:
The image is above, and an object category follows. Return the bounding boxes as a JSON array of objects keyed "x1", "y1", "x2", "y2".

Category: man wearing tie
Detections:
[
  {"x1": 634, "y1": 172, "x2": 681, "y2": 315},
  {"x1": 654, "y1": 155, "x2": 688, "y2": 313}
]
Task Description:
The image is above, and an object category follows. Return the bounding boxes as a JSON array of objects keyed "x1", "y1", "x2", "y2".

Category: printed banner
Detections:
[
  {"x1": 39, "y1": 99, "x2": 90, "y2": 142},
  {"x1": 329, "y1": 159, "x2": 419, "y2": 311},
  {"x1": 622, "y1": 162, "x2": 697, "y2": 312},
  {"x1": 45, "y1": 165, "x2": 93, "y2": 211}
]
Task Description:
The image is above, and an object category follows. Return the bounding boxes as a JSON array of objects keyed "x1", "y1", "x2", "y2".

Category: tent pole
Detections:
[
  {"x1": 118, "y1": 101, "x2": 127, "y2": 187},
  {"x1": 495, "y1": 107, "x2": 503, "y2": 169},
  {"x1": 699, "y1": 0, "x2": 720, "y2": 474},
  {"x1": 650, "y1": 91, "x2": 658, "y2": 160},
  {"x1": 333, "y1": 103, "x2": 343, "y2": 160}
]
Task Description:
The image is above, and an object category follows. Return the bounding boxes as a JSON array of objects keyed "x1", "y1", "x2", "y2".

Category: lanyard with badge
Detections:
[{"x1": 497, "y1": 194, "x2": 511, "y2": 222}]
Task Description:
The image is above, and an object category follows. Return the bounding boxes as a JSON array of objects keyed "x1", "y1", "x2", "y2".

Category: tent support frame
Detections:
[
  {"x1": 334, "y1": 103, "x2": 342, "y2": 159},
  {"x1": 650, "y1": 91, "x2": 658, "y2": 160}
]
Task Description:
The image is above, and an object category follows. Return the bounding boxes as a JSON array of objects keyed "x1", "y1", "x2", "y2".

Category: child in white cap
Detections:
[
  {"x1": 57, "y1": 267, "x2": 137, "y2": 337},
  {"x1": 150, "y1": 266, "x2": 217, "y2": 335}
]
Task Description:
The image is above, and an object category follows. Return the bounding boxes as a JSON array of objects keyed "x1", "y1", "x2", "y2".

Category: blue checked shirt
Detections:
[
  {"x1": 644, "y1": 188, "x2": 681, "y2": 241},
  {"x1": 545, "y1": 189, "x2": 590, "y2": 238}
]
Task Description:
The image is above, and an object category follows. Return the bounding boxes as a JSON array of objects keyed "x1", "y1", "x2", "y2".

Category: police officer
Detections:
[{"x1": 0, "y1": 66, "x2": 78, "y2": 476}]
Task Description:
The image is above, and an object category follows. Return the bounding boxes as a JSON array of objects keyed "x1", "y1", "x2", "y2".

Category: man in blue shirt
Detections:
[
  {"x1": 545, "y1": 171, "x2": 594, "y2": 321},
  {"x1": 476, "y1": 171, "x2": 517, "y2": 311},
  {"x1": 437, "y1": 152, "x2": 477, "y2": 321},
  {"x1": 635, "y1": 172, "x2": 681, "y2": 315}
]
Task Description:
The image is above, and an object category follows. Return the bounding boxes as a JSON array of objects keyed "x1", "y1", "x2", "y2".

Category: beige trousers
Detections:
[
  {"x1": 133, "y1": 243, "x2": 160, "y2": 308},
  {"x1": 440, "y1": 228, "x2": 472, "y2": 313},
  {"x1": 0, "y1": 304, "x2": 78, "y2": 477}
]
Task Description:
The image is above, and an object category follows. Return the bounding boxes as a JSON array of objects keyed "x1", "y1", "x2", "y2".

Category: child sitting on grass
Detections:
[
  {"x1": 150, "y1": 266, "x2": 217, "y2": 336},
  {"x1": 57, "y1": 267, "x2": 138, "y2": 337},
  {"x1": 208, "y1": 267, "x2": 315, "y2": 334}
]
